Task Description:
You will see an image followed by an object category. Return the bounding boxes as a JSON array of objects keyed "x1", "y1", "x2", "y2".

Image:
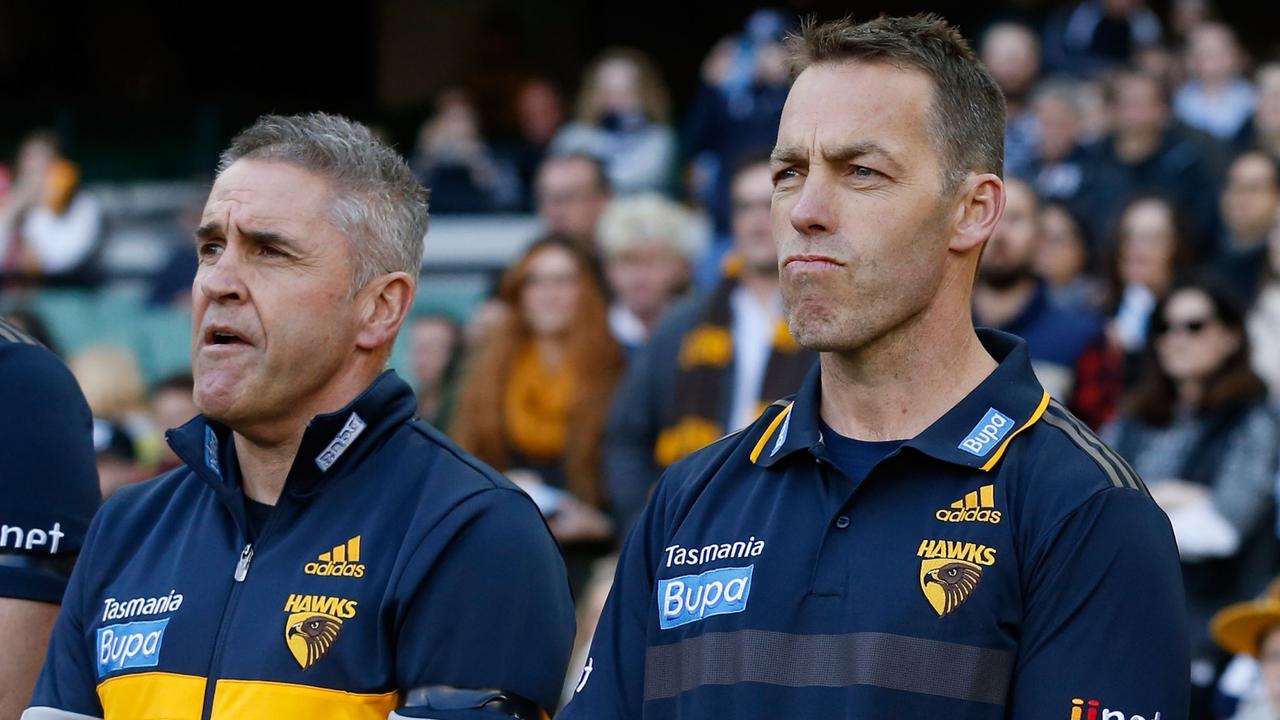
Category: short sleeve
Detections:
[
  {"x1": 0, "y1": 342, "x2": 100, "y2": 604},
  {"x1": 1009, "y1": 488, "x2": 1189, "y2": 719}
]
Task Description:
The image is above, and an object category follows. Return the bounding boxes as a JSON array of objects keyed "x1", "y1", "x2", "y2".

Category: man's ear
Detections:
[
  {"x1": 355, "y1": 271, "x2": 415, "y2": 352},
  {"x1": 949, "y1": 173, "x2": 1005, "y2": 254}
]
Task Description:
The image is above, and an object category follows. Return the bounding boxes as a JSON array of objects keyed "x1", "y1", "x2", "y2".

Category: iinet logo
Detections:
[{"x1": 1070, "y1": 698, "x2": 1162, "y2": 720}]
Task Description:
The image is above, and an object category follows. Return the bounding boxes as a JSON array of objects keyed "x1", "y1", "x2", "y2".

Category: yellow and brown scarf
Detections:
[{"x1": 654, "y1": 275, "x2": 813, "y2": 468}]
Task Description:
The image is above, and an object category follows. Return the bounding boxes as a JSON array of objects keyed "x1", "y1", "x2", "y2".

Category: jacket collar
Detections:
[
  {"x1": 753, "y1": 329, "x2": 1050, "y2": 472},
  {"x1": 167, "y1": 370, "x2": 418, "y2": 500}
]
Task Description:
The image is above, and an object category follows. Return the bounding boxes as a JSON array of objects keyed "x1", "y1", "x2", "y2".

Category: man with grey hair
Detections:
[
  {"x1": 26, "y1": 113, "x2": 575, "y2": 720},
  {"x1": 562, "y1": 14, "x2": 1186, "y2": 720}
]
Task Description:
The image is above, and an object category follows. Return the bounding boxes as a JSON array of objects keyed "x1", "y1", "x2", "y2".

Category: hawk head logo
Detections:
[
  {"x1": 919, "y1": 559, "x2": 983, "y2": 617},
  {"x1": 285, "y1": 612, "x2": 344, "y2": 670}
]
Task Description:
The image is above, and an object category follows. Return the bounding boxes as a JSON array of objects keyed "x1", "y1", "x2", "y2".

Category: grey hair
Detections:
[{"x1": 217, "y1": 112, "x2": 429, "y2": 293}]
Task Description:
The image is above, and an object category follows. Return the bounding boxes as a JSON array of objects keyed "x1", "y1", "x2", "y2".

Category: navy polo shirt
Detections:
[
  {"x1": 0, "y1": 318, "x2": 99, "y2": 604},
  {"x1": 562, "y1": 329, "x2": 1187, "y2": 720}
]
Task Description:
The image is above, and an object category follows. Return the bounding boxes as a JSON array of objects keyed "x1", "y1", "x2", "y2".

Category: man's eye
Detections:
[
  {"x1": 259, "y1": 245, "x2": 287, "y2": 258},
  {"x1": 852, "y1": 166, "x2": 878, "y2": 178},
  {"x1": 197, "y1": 242, "x2": 224, "y2": 259},
  {"x1": 773, "y1": 168, "x2": 800, "y2": 185}
]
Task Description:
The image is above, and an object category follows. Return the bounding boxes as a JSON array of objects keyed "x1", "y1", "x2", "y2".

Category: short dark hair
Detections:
[
  {"x1": 786, "y1": 14, "x2": 1006, "y2": 190},
  {"x1": 540, "y1": 152, "x2": 612, "y2": 194}
]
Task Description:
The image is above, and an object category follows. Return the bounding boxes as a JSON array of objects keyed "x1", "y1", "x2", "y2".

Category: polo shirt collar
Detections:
[{"x1": 753, "y1": 329, "x2": 1049, "y2": 472}]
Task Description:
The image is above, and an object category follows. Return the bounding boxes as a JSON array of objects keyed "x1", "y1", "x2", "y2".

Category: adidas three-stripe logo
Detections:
[
  {"x1": 935, "y1": 485, "x2": 1002, "y2": 524},
  {"x1": 304, "y1": 536, "x2": 366, "y2": 578}
]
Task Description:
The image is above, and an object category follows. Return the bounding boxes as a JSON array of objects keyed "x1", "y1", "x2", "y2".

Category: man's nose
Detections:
[
  {"x1": 789, "y1": 173, "x2": 837, "y2": 236},
  {"x1": 197, "y1": 249, "x2": 247, "y2": 303}
]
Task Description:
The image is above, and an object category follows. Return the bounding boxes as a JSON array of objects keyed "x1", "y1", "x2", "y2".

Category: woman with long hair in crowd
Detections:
[
  {"x1": 450, "y1": 235, "x2": 625, "y2": 596},
  {"x1": 1071, "y1": 194, "x2": 1197, "y2": 428},
  {"x1": 551, "y1": 48, "x2": 676, "y2": 195},
  {"x1": 1103, "y1": 275, "x2": 1280, "y2": 717}
]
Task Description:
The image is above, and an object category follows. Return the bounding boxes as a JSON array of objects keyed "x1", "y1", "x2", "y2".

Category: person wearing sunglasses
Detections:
[{"x1": 1104, "y1": 274, "x2": 1280, "y2": 718}]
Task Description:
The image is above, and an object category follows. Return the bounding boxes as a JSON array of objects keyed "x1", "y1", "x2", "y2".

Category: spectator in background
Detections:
[
  {"x1": 450, "y1": 236, "x2": 624, "y2": 595},
  {"x1": 93, "y1": 418, "x2": 142, "y2": 499},
  {"x1": 536, "y1": 153, "x2": 612, "y2": 251},
  {"x1": 509, "y1": 78, "x2": 567, "y2": 211},
  {"x1": 410, "y1": 87, "x2": 514, "y2": 213},
  {"x1": 0, "y1": 131, "x2": 103, "y2": 287},
  {"x1": 2, "y1": 307, "x2": 59, "y2": 353},
  {"x1": 67, "y1": 345, "x2": 154, "y2": 466},
  {"x1": 1105, "y1": 194, "x2": 1195, "y2": 357},
  {"x1": 1085, "y1": 68, "x2": 1219, "y2": 249},
  {"x1": 1042, "y1": 0, "x2": 1163, "y2": 77},
  {"x1": 1037, "y1": 200, "x2": 1104, "y2": 311},
  {"x1": 1239, "y1": 62, "x2": 1280, "y2": 160},
  {"x1": 1104, "y1": 276, "x2": 1280, "y2": 716},
  {"x1": 1248, "y1": 219, "x2": 1280, "y2": 403},
  {"x1": 1176, "y1": 23, "x2": 1255, "y2": 142},
  {"x1": 684, "y1": 8, "x2": 792, "y2": 235},
  {"x1": 1211, "y1": 579, "x2": 1280, "y2": 720},
  {"x1": 603, "y1": 155, "x2": 814, "y2": 536},
  {"x1": 149, "y1": 372, "x2": 196, "y2": 475},
  {"x1": 974, "y1": 178, "x2": 1103, "y2": 400},
  {"x1": 981, "y1": 22, "x2": 1042, "y2": 179},
  {"x1": 1072, "y1": 195, "x2": 1194, "y2": 429},
  {"x1": 408, "y1": 313, "x2": 462, "y2": 428},
  {"x1": 596, "y1": 193, "x2": 703, "y2": 352},
  {"x1": 1029, "y1": 78, "x2": 1111, "y2": 234},
  {"x1": 1216, "y1": 150, "x2": 1280, "y2": 300},
  {"x1": 551, "y1": 48, "x2": 676, "y2": 195}
]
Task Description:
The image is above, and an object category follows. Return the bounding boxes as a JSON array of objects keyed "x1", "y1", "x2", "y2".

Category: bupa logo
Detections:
[
  {"x1": 958, "y1": 408, "x2": 1014, "y2": 457},
  {"x1": 96, "y1": 619, "x2": 169, "y2": 677},
  {"x1": 658, "y1": 565, "x2": 753, "y2": 630},
  {"x1": 1070, "y1": 697, "x2": 1162, "y2": 720}
]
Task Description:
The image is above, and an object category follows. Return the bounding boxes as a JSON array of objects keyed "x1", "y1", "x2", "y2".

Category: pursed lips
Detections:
[{"x1": 784, "y1": 254, "x2": 846, "y2": 270}]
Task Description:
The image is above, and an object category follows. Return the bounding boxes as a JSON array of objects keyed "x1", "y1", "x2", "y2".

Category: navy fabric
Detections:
[
  {"x1": 0, "y1": 319, "x2": 99, "y2": 604},
  {"x1": 30, "y1": 370, "x2": 575, "y2": 717},
  {"x1": 561, "y1": 329, "x2": 1188, "y2": 720},
  {"x1": 816, "y1": 422, "x2": 903, "y2": 492}
]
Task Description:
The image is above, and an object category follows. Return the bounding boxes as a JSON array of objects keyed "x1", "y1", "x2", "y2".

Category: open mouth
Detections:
[{"x1": 206, "y1": 329, "x2": 249, "y2": 346}]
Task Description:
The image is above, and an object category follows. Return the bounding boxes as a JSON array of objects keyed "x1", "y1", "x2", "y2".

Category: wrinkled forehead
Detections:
[
  {"x1": 202, "y1": 158, "x2": 338, "y2": 233},
  {"x1": 777, "y1": 61, "x2": 937, "y2": 164}
]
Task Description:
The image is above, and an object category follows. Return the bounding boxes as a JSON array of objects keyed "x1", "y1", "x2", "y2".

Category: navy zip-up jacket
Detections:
[
  {"x1": 27, "y1": 371, "x2": 576, "y2": 720},
  {"x1": 562, "y1": 329, "x2": 1188, "y2": 720}
]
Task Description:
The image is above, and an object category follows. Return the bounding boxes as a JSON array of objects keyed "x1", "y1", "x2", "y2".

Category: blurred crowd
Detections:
[{"x1": 4, "y1": 2, "x2": 1280, "y2": 717}]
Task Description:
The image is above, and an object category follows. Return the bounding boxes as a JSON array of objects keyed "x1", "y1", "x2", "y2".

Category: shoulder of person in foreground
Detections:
[
  {"x1": 390, "y1": 420, "x2": 577, "y2": 718},
  {"x1": 0, "y1": 338, "x2": 99, "y2": 604},
  {"x1": 1005, "y1": 399, "x2": 1189, "y2": 720}
]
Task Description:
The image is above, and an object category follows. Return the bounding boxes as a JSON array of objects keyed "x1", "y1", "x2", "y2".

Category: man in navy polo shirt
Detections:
[
  {"x1": 561, "y1": 15, "x2": 1188, "y2": 720},
  {"x1": 0, "y1": 317, "x2": 98, "y2": 717}
]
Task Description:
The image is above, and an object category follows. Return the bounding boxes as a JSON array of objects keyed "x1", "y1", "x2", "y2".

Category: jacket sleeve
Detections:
[
  {"x1": 1008, "y1": 487, "x2": 1189, "y2": 720},
  {"x1": 392, "y1": 487, "x2": 575, "y2": 717},
  {"x1": 559, "y1": 476, "x2": 669, "y2": 720},
  {"x1": 25, "y1": 510, "x2": 107, "y2": 719},
  {"x1": 604, "y1": 340, "x2": 663, "y2": 538}
]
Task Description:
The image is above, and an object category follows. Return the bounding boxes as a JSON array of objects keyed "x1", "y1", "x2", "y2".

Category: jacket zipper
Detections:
[
  {"x1": 198, "y1": 541, "x2": 255, "y2": 719},
  {"x1": 200, "y1": 495, "x2": 285, "y2": 720}
]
